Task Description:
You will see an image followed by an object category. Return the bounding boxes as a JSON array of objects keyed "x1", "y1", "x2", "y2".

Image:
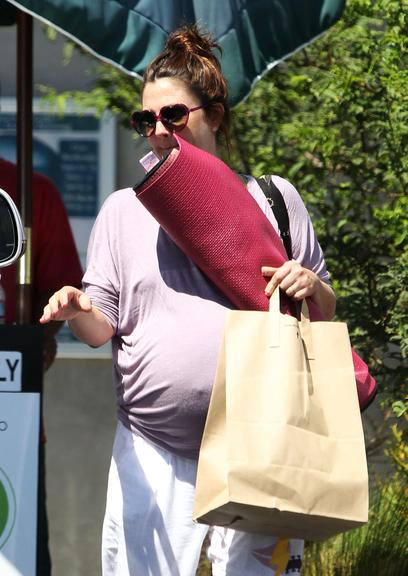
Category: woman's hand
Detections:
[
  {"x1": 262, "y1": 260, "x2": 318, "y2": 300},
  {"x1": 40, "y1": 286, "x2": 92, "y2": 324},
  {"x1": 40, "y1": 286, "x2": 114, "y2": 347},
  {"x1": 261, "y1": 260, "x2": 336, "y2": 320}
]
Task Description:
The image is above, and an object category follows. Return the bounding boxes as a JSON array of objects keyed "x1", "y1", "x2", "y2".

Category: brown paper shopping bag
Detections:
[{"x1": 194, "y1": 289, "x2": 369, "y2": 540}]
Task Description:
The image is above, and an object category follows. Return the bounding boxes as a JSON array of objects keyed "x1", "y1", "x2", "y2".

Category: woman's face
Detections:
[{"x1": 142, "y1": 77, "x2": 221, "y2": 159}]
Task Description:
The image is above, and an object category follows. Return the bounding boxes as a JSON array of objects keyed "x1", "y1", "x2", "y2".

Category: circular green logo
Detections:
[{"x1": 0, "y1": 468, "x2": 16, "y2": 550}]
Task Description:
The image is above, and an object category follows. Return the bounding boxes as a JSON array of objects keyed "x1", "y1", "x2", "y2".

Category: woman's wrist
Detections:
[{"x1": 310, "y1": 277, "x2": 336, "y2": 320}]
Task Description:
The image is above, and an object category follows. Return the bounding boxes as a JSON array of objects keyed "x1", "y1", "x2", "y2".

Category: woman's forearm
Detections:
[
  {"x1": 310, "y1": 279, "x2": 336, "y2": 320},
  {"x1": 68, "y1": 306, "x2": 114, "y2": 347},
  {"x1": 40, "y1": 286, "x2": 115, "y2": 347}
]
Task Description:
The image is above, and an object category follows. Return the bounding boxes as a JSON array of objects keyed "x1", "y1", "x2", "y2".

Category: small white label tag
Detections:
[
  {"x1": 0, "y1": 351, "x2": 22, "y2": 392},
  {"x1": 139, "y1": 151, "x2": 160, "y2": 173}
]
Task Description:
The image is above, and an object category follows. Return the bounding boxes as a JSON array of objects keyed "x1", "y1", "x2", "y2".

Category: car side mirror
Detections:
[{"x1": 0, "y1": 187, "x2": 26, "y2": 268}]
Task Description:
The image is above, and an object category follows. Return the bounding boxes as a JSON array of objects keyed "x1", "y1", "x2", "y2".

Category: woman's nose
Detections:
[{"x1": 154, "y1": 120, "x2": 171, "y2": 136}]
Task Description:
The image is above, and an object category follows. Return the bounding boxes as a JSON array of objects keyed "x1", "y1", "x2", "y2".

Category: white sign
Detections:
[
  {"x1": 0, "y1": 393, "x2": 40, "y2": 576},
  {"x1": 0, "y1": 352, "x2": 22, "y2": 392}
]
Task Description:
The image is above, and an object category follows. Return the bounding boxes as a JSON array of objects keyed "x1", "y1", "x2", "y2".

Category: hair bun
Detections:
[{"x1": 165, "y1": 24, "x2": 221, "y2": 61}]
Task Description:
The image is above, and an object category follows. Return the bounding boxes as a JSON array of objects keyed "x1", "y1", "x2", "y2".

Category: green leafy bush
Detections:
[{"x1": 230, "y1": 0, "x2": 408, "y2": 407}]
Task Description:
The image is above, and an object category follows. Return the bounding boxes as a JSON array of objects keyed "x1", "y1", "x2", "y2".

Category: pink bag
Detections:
[{"x1": 134, "y1": 135, "x2": 376, "y2": 410}]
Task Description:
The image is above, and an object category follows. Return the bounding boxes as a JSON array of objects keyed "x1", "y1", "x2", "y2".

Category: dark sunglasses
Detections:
[{"x1": 130, "y1": 103, "x2": 204, "y2": 137}]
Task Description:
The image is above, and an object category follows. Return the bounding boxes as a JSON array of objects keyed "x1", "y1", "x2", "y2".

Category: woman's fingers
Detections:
[
  {"x1": 40, "y1": 287, "x2": 91, "y2": 323},
  {"x1": 77, "y1": 292, "x2": 92, "y2": 312},
  {"x1": 262, "y1": 262, "x2": 294, "y2": 296},
  {"x1": 261, "y1": 266, "x2": 277, "y2": 278},
  {"x1": 291, "y1": 287, "x2": 309, "y2": 300},
  {"x1": 262, "y1": 267, "x2": 278, "y2": 296},
  {"x1": 262, "y1": 261, "x2": 318, "y2": 299}
]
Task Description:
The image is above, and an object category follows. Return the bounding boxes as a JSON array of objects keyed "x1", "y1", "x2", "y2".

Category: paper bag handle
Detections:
[
  {"x1": 300, "y1": 300, "x2": 315, "y2": 360},
  {"x1": 268, "y1": 289, "x2": 313, "y2": 422},
  {"x1": 268, "y1": 288, "x2": 280, "y2": 348},
  {"x1": 268, "y1": 289, "x2": 315, "y2": 360}
]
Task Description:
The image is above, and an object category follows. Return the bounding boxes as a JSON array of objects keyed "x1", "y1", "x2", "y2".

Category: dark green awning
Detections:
[{"x1": 2, "y1": 0, "x2": 346, "y2": 105}]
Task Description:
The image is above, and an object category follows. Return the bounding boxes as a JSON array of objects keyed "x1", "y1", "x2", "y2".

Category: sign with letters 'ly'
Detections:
[
  {"x1": 0, "y1": 352, "x2": 22, "y2": 392},
  {"x1": 0, "y1": 325, "x2": 43, "y2": 394}
]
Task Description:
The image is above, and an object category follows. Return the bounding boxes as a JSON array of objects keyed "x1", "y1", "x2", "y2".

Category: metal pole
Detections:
[{"x1": 16, "y1": 9, "x2": 33, "y2": 324}]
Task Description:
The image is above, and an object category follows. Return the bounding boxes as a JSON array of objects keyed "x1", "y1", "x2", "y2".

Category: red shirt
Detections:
[{"x1": 0, "y1": 157, "x2": 83, "y2": 322}]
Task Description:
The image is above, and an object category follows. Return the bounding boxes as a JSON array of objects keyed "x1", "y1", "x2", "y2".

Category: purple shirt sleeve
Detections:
[{"x1": 247, "y1": 175, "x2": 331, "y2": 284}]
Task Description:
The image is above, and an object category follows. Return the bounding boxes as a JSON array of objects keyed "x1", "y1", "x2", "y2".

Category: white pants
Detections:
[{"x1": 102, "y1": 422, "x2": 303, "y2": 576}]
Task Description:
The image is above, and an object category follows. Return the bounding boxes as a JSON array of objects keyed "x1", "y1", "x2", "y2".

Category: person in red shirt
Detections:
[{"x1": 0, "y1": 156, "x2": 83, "y2": 575}]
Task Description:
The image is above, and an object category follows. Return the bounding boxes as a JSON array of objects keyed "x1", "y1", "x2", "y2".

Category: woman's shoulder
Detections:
[
  {"x1": 101, "y1": 187, "x2": 136, "y2": 208},
  {"x1": 96, "y1": 187, "x2": 143, "y2": 219},
  {"x1": 245, "y1": 174, "x2": 303, "y2": 208},
  {"x1": 263, "y1": 175, "x2": 301, "y2": 200},
  {"x1": 95, "y1": 186, "x2": 158, "y2": 239}
]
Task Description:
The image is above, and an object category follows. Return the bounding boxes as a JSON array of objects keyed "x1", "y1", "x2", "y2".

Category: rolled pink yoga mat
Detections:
[{"x1": 134, "y1": 135, "x2": 376, "y2": 410}]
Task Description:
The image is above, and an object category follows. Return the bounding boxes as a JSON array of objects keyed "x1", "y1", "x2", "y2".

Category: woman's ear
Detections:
[{"x1": 207, "y1": 103, "x2": 224, "y2": 133}]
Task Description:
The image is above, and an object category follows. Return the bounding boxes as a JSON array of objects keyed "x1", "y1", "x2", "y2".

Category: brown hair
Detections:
[{"x1": 142, "y1": 24, "x2": 231, "y2": 149}]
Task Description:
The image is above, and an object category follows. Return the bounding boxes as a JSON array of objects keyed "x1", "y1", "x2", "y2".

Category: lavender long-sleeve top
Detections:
[{"x1": 83, "y1": 176, "x2": 330, "y2": 460}]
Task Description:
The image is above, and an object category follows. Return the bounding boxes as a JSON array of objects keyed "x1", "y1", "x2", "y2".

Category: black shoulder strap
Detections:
[{"x1": 255, "y1": 176, "x2": 293, "y2": 260}]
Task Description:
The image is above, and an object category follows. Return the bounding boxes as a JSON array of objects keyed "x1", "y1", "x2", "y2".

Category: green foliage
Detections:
[
  {"x1": 38, "y1": 36, "x2": 142, "y2": 127},
  {"x1": 40, "y1": 64, "x2": 141, "y2": 126},
  {"x1": 385, "y1": 419, "x2": 408, "y2": 471},
  {"x1": 197, "y1": 543, "x2": 211, "y2": 576},
  {"x1": 230, "y1": 0, "x2": 408, "y2": 405}
]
